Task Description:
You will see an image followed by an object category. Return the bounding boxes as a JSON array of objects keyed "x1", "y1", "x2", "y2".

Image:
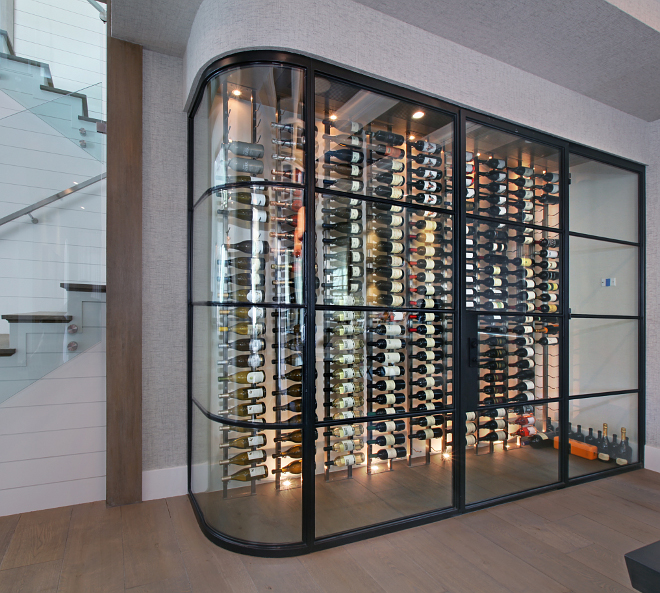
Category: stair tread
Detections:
[
  {"x1": 1, "y1": 312, "x2": 73, "y2": 323},
  {"x1": 0, "y1": 335, "x2": 15, "y2": 356},
  {"x1": 60, "y1": 282, "x2": 106, "y2": 293}
]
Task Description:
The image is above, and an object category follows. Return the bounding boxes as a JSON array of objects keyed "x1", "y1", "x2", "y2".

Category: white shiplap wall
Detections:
[
  {"x1": 0, "y1": 0, "x2": 108, "y2": 516},
  {"x1": 13, "y1": 0, "x2": 106, "y2": 118}
]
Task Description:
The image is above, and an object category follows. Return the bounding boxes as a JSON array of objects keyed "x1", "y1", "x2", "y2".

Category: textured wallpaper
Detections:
[
  {"x1": 142, "y1": 50, "x2": 189, "y2": 470},
  {"x1": 141, "y1": 0, "x2": 657, "y2": 471}
]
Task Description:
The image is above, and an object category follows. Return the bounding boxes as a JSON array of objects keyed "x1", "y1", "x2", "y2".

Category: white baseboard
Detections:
[
  {"x1": 142, "y1": 465, "x2": 187, "y2": 501},
  {"x1": 645, "y1": 445, "x2": 660, "y2": 473}
]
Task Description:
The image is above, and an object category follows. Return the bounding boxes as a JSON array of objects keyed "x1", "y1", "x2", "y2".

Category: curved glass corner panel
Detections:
[
  {"x1": 314, "y1": 75, "x2": 455, "y2": 208},
  {"x1": 193, "y1": 305, "x2": 305, "y2": 423},
  {"x1": 198, "y1": 64, "x2": 305, "y2": 190},
  {"x1": 192, "y1": 405, "x2": 303, "y2": 544},
  {"x1": 465, "y1": 123, "x2": 561, "y2": 228},
  {"x1": 568, "y1": 393, "x2": 639, "y2": 479},
  {"x1": 193, "y1": 185, "x2": 307, "y2": 304}
]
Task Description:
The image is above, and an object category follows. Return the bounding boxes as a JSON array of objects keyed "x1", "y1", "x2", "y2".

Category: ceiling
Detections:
[{"x1": 111, "y1": 0, "x2": 660, "y2": 121}]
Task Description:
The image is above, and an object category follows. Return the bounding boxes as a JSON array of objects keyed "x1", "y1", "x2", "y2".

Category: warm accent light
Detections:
[
  {"x1": 283, "y1": 480, "x2": 291, "y2": 487},
  {"x1": 442, "y1": 452, "x2": 451, "y2": 460},
  {"x1": 329, "y1": 114, "x2": 337, "y2": 120},
  {"x1": 232, "y1": 89, "x2": 242, "y2": 96},
  {"x1": 412, "y1": 111, "x2": 424, "y2": 119},
  {"x1": 409, "y1": 135, "x2": 415, "y2": 140}
]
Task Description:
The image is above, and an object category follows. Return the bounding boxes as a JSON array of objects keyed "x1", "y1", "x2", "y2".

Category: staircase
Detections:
[
  {"x1": 0, "y1": 29, "x2": 107, "y2": 406},
  {"x1": 0, "y1": 284, "x2": 106, "y2": 406}
]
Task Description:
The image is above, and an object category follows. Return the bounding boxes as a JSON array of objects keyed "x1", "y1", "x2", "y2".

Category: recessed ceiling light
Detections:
[
  {"x1": 232, "y1": 89, "x2": 242, "y2": 96},
  {"x1": 329, "y1": 114, "x2": 337, "y2": 120},
  {"x1": 412, "y1": 111, "x2": 424, "y2": 119},
  {"x1": 409, "y1": 135, "x2": 415, "y2": 140}
]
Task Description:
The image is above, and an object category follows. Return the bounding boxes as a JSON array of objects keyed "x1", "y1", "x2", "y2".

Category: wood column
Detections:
[{"x1": 106, "y1": 0, "x2": 143, "y2": 506}]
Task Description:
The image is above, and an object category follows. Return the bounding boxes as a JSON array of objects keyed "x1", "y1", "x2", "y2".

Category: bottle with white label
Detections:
[
  {"x1": 327, "y1": 452, "x2": 365, "y2": 466},
  {"x1": 370, "y1": 446, "x2": 407, "y2": 460},
  {"x1": 272, "y1": 460, "x2": 303, "y2": 475},
  {"x1": 218, "y1": 370, "x2": 266, "y2": 384},
  {"x1": 218, "y1": 450, "x2": 267, "y2": 466},
  {"x1": 225, "y1": 401, "x2": 267, "y2": 417},
  {"x1": 218, "y1": 433, "x2": 267, "y2": 449},
  {"x1": 221, "y1": 466, "x2": 269, "y2": 482}
]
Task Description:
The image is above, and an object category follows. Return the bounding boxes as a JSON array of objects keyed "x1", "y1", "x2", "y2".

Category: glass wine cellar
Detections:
[{"x1": 188, "y1": 52, "x2": 645, "y2": 555}]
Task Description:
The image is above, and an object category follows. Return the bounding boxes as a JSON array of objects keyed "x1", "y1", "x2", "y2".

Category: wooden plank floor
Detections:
[{"x1": 0, "y1": 469, "x2": 658, "y2": 592}]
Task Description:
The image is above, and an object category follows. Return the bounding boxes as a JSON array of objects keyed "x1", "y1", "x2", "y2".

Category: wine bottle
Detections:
[
  {"x1": 274, "y1": 430, "x2": 303, "y2": 443},
  {"x1": 369, "y1": 379, "x2": 406, "y2": 391},
  {"x1": 409, "y1": 427, "x2": 444, "y2": 440},
  {"x1": 219, "y1": 353, "x2": 265, "y2": 368},
  {"x1": 481, "y1": 419, "x2": 507, "y2": 431},
  {"x1": 228, "y1": 157, "x2": 264, "y2": 174},
  {"x1": 374, "y1": 172, "x2": 405, "y2": 186},
  {"x1": 221, "y1": 258, "x2": 267, "y2": 272},
  {"x1": 218, "y1": 433, "x2": 267, "y2": 449},
  {"x1": 369, "y1": 338, "x2": 406, "y2": 350},
  {"x1": 368, "y1": 433, "x2": 405, "y2": 446},
  {"x1": 615, "y1": 428, "x2": 632, "y2": 465},
  {"x1": 368, "y1": 446, "x2": 407, "y2": 460},
  {"x1": 584, "y1": 427, "x2": 596, "y2": 446},
  {"x1": 372, "y1": 185, "x2": 404, "y2": 199},
  {"x1": 326, "y1": 395, "x2": 364, "y2": 408},
  {"x1": 273, "y1": 460, "x2": 303, "y2": 475},
  {"x1": 411, "y1": 140, "x2": 442, "y2": 155},
  {"x1": 273, "y1": 399, "x2": 302, "y2": 413},
  {"x1": 227, "y1": 240, "x2": 270, "y2": 255},
  {"x1": 480, "y1": 430, "x2": 508, "y2": 442},
  {"x1": 322, "y1": 221, "x2": 363, "y2": 234},
  {"x1": 412, "y1": 336, "x2": 443, "y2": 349},
  {"x1": 323, "y1": 178, "x2": 364, "y2": 193},
  {"x1": 218, "y1": 449, "x2": 267, "y2": 466},
  {"x1": 326, "y1": 148, "x2": 364, "y2": 164},
  {"x1": 368, "y1": 419, "x2": 407, "y2": 433},
  {"x1": 323, "y1": 118, "x2": 362, "y2": 134},
  {"x1": 368, "y1": 393, "x2": 406, "y2": 405},
  {"x1": 321, "y1": 206, "x2": 362, "y2": 220},
  {"x1": 410, "y1": 362, "x2": 443, "y2": 375},
  {"x1": 411, "y1": 153, "x2": 441, "y2": 166},
  {"x1": 221, "y1": 466, "x2": 269, "y2": 482},
  {"x1": 597, "y1": 423, "x2": 612, "y2": 462},
  {"x1": 224, "y1": 191, "x2": 269, "y2": 207},
  {"x1": 272, "y1": 444, "x2": 303, "y2": 459},
  {"x1": 323, "y1": 424, "x2": 365, "y2": 438},
  {"x1": 225, "y1": 401, "x2": 267, "y2": 416},
  {"x1": 324, "y1": 438, "x2": 364, "y2": 452},
  {"x1": 372, "y1": 158, "x2": 405, "y2": 172},
  {"x1": 218, "y1": 370, "x2": 266, "y2": 384},
  {"x1": 371, "y1": 130, "x2": 405, "y2": 146},
  {"x1": 327, "y1": 452, "x2": 365, "y2": 466},
  {"x1": 409, "y1": 350, "x2": 443, "y2": 362},
  {"x1": 323, "y1": 133, "x2": 363, "y2": 147}
]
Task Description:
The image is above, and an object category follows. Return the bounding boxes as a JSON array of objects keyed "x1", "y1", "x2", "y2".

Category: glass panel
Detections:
[
  {"x1": 193, "y1": 305, "x2": 304, "y2": 424},
  {"x1": 569, "y1": 236, "x2": 638, "y2": 316},
  {"x1": 316, "y1": 194, "x2": 454, "y2": 308},
  {"x1": 465, "y1": 122, "x2": 561, "y2": 228},
  {"x1": 315, "y1": 311, "x2": 454, "y2": 421},
  {"x1": 193, "y1": 185, "x2": 306, "y2": 304},
  {"x1": 467, "y1": 219, "x2": 560, "y2": 313},
  {"x1": 569, "y1": 155, "x2": 638, "y2": 243},
  {"x1": 193, "y1": 84, "x2": 212, "y2": 202},
  {"x1": 191, "y1": 406, "x2": 302, "y2": 544},
  {"x1": 315, "y1": 416, "x2": 454, "y2": 537},
  {"x1": 569, "y1": 393, "x2": 639, "y2": 478},
  {"x1": 465, "y1": 402, "x2": 560, "y2": 504},
  {"x1": 203, "y1": 64, "x2": 305, "y2": 188},
  {"x1": 569, "y1": 318, "x2": 638, "y2": 395},
  {"x1": 314, "y1": 75, "x2": 454, "y2": 208},
  {"x1": 473, "y1": 315, "x2": 560, "y2": 408}
]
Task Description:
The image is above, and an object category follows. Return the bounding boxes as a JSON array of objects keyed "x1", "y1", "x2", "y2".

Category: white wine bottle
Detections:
[
  {"x1": 327, "y1": 452, "x2": 365, "y2": 466},
  {"x1": 221, "y1": 466, "x2": 269, "y2": 482},
  {"x1": 218, "y1": 433, "x2": 267, "y2": 449},
  {"x1": 272, "y1": 460, "x2": 303, "y2": 475},
  {"x1": 225, "y1": 401, "x2": 267, "y2": 416},
  {"x1": 218, "y1": 370, "x2": 266, "y2": 384},
  {"x1": 218, "y1": 449, "x2": 267, "y2": 466}
]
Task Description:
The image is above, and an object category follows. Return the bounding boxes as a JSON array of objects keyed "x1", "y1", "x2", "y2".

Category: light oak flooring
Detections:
[{"x1": 0, "y1": 469, "x2": 658, "y2": 592}]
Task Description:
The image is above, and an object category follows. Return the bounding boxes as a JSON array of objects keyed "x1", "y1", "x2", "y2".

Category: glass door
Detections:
[{"x1": 461, "y1": 122, "x2": 564, "y2": 504}]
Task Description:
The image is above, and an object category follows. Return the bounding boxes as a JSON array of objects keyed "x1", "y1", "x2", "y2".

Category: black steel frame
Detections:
[{"x1": 186, "y1": 50, "x2": 647, "y2": 557}]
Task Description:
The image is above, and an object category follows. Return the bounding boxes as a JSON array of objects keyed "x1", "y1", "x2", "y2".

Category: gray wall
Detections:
[
  {"x1": 141, "y1": 0, "x2": 657, "y2": 472},
  {"x1": 142, "y1": 49, "x2": 188, "y2": 470}
]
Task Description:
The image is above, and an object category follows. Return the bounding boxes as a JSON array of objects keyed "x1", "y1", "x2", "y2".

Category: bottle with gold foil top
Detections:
[{"x1": 218, "y1": 450, "x2": 267, "y2": 466}]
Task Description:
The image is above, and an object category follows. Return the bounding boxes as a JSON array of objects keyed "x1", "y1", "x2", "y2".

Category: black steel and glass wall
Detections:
[{"x1": 188, "y1": 52, "x2": 645, "y2": 556}]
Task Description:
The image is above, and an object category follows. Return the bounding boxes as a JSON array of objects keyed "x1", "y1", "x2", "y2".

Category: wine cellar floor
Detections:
[
  {"x1": 0, "y1": 470, "x2": 656, "y2": 593},
  {"x1": 193, "y1": 446, "x2": 599, "y2": 543}
]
